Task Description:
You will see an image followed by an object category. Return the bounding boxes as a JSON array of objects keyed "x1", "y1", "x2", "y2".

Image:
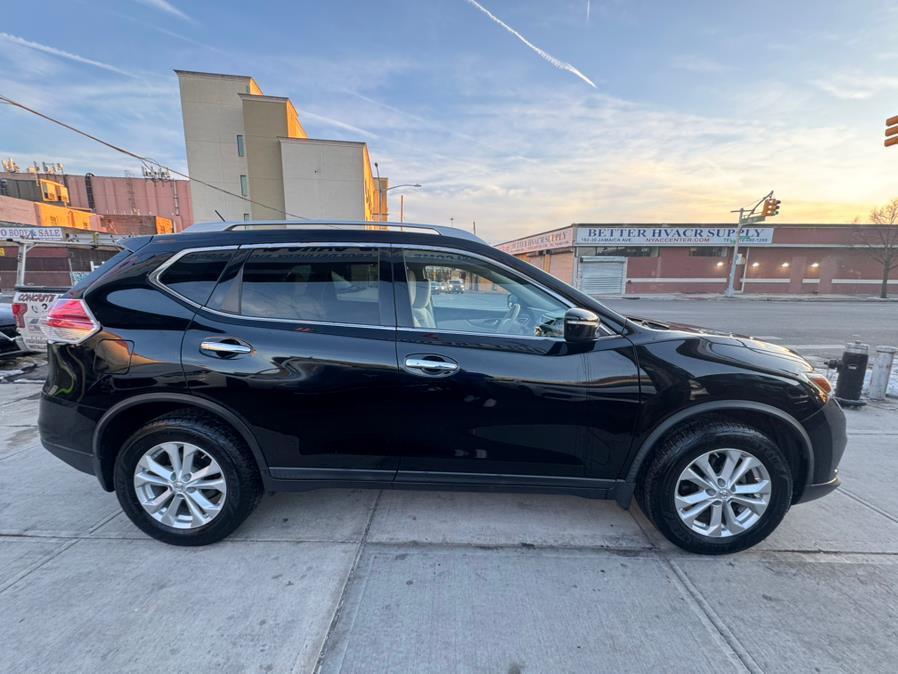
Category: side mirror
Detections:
[{"x1": 564, "y1": 308, "x2": 600, "y2": 343}]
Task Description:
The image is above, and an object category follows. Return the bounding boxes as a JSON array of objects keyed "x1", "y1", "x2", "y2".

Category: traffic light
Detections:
[
  {"x1": 886, "y1": 115, "x2": 898, "y2": 147},
  {"x1": 762, "y1": 198, "x2": 781, "y2": 217}
]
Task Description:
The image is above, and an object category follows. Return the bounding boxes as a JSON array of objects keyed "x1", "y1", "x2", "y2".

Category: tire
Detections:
[
  {"x1": 113, "y1": 412, "x2": 263, "y2": 546},
  {"x1": 636, "y1": 419, "x2": 793, "y2": 555}
]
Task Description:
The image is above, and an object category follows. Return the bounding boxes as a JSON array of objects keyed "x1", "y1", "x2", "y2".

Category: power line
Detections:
[{"x1": 0, "y1": 93, "x2": 309, "y2": 221}]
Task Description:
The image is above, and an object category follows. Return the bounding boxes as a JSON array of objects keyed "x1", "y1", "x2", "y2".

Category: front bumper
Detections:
[
  {"x1": 795, "y1": 397, "x2": 847, "y2": 504},
  {"x1": 799, "y1": 471, "x2": 842, "y2": 503}
]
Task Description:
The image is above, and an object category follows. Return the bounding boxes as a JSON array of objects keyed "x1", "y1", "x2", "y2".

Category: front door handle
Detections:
[
  {"x1": 200, "y1": 338, "x2": 253, "y2": 357},
  {"x1": 404, "y1": 356, "x2": 459, "y2": 375}
]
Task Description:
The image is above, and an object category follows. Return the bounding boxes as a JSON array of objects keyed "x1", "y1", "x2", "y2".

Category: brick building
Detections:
[
  {"x1": 497, "y1": 224, "x2": 898, "y2": 296},
  {"x1": 1, "y1": 170, "x2": 193, "y2": 231}
]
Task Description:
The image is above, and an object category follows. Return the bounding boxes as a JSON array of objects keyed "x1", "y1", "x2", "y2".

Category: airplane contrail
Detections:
[
  {"x1": 0, "y1": 32, "x2": 136, "y2": 78},
  {"x1": 462, "y1": 0, "x2": 596, "y2": 89},
  {"x1": 587, "y1": 1, "x2": 591, "y2": 22}
]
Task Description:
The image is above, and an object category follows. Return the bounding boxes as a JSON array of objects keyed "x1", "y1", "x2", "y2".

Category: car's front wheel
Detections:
[
  {"x1": 637, "y1": 419, "x2": 793, "y2": 555},
  {"x1": 113, "y1": 413, "x2": 262, "y2": 545}
]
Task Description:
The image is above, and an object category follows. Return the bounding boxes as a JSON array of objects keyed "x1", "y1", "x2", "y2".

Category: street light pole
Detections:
[
  {"x1": 384, "y1": 183, "x2": 421, "y2": 223},
  {"x1": 724, "y1": 190, "x2": 775, "y2": 298},
  {"x1": 724, "y1": 209, "x2": 745, "y2": 298}
]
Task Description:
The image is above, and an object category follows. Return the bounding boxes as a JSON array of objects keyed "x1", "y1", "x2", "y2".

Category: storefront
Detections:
[{"x1": 497, "y1": 224, "x2": 897, "y2": 296}]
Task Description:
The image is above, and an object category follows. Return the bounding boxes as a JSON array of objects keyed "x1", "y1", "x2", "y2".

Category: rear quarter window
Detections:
[{"x1": 158, "y1": 249, "x2": 235, "y2": 305}]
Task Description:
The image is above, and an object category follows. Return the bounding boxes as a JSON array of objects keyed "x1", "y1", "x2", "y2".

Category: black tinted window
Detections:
[
  {"x1": 159, "y1": 250, "x2": 234, "y2": 304},
  {"x1": 240, "y1": 247, "x2": 382, "y2": 325}
]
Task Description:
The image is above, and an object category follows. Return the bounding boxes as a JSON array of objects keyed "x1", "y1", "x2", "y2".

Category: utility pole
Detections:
[
  {"x1": 400, "y1": 194, "x2": 404, "y2": 223},
  {"x1": 724, "y1": 191, "x2": 779, "y2": 297},
  {"x1": 472, "y1": 220, "x2": 477, "y2": 236}
]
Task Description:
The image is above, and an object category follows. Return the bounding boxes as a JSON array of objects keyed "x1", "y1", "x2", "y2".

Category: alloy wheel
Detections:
[
  {"x1": 133, "y1": 442, "x2": 227, "y2": 529},
  {"x1": 674, "y1": 448, "x2": 771, "y2": 538}
]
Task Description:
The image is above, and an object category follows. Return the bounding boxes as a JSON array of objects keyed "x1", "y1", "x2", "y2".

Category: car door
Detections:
[
  {"x1": 391, "y1": 245, "x2": 640, "y2": 484},
  {"x1": 177, "y1": 242, "x2": 403, "y2": 481}
]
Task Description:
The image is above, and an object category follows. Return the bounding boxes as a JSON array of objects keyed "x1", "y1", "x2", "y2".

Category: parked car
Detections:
[
  {"x1": 0, "y1": 303, "x2": 27, "y2": 358},
  {"x1": 448, "y1": 279, "x2": 464, "y2": 294},
  {"x1": 39, "y1": 221, "x2": 845, "y2": 553}
]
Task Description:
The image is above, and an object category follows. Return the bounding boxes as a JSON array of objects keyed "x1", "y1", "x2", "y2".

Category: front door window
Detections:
[{"x1": 401, "y1": 249, "x2": 569, "y2": 338}]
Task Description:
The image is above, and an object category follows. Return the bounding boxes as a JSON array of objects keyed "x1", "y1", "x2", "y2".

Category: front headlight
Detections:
[{"x1": 805, "y1": 372, "x2": 834, "y2": 402}]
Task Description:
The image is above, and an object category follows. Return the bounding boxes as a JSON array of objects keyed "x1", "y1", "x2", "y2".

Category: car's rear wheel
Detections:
[
  {"x1": 113, "y1": 413, "x2": 262, "y2": 545},
  {"x1": 637, "y1": 419, "x2": 793, "y2": 555}
]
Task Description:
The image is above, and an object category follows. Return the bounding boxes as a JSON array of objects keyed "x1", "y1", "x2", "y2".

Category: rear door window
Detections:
[{"x1": 237, "y1": 246, "x2": 387, "y2": 326}]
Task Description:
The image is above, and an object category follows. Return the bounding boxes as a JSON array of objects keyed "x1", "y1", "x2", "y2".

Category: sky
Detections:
[{"x1": 2, "y1": 0, "x2": 898, "y2": 242}]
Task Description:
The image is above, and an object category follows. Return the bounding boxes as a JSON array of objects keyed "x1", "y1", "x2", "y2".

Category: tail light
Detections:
[
  {"x1": 11, "y1": 303, "x2": 26, "y2": 329},
  {"x1": 40, "y1": 299, "x2": 100, "y2": 344}
]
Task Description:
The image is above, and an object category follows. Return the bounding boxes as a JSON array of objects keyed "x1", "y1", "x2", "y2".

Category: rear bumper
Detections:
[
  {"x1": 42, "y1": 439, "x2": 95, "y2": 476},
  {"x1": 39, "y1": 394, "x2": 101, "y2": 480},
  {"x1": 0, "y1": 331, "x2": 27, "y2": 358}
]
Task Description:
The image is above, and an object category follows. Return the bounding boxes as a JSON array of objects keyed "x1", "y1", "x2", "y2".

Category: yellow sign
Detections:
[{"x1": 0, "y1": 248, "x2": 5, "y2": 256}]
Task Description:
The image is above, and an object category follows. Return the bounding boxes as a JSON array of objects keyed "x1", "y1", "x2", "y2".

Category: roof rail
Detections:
[{"x1": 184, "y1": 220, "x2": 486, "y2": 244}]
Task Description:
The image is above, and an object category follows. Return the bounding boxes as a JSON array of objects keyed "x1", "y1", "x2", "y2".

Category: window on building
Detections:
[
  {"x1": 236, "y1": 135, "x2": 245, "y2": 157},
  {"x1": 239, "y1": 175, "x2": 249, "y2": 197},
  {"x1": 592, "y1": 246, "x2": 658, "y2": 257},
  {"x1": 238, "y1": 247, "x2": 383, "y2": 325},
  {"x1": 159, "y1": 250, "x2": 235, "y2": 305},
  {"x1": 689, "y1": 247, "x2": 727, "y2": 257}
]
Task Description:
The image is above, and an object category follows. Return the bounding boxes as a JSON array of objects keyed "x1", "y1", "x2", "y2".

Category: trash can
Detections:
[{"x1": 833, "y1": 340, "x2": 868, "y2": 405}]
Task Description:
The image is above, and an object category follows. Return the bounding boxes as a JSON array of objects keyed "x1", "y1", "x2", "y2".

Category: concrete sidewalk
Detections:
[
  {"x1": 2, "y1": 382, "x2": 898, "y2": 673},
  {"x1": 609, "y1": 293, "x2": 898, "y2": 302}
]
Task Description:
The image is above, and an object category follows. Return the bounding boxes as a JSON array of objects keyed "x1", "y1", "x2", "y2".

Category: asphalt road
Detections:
[{"x1": 603, "y1": 299, "x2": 898, "y2": 356}]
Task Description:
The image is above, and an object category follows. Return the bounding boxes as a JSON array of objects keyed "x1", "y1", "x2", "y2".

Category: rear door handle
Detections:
[
  {"x1": 200, "y1": 338, "x2": 253, "y2": 357},
  {"x1": 404, "y1": 356, "x2": 459, "y2": 375}
]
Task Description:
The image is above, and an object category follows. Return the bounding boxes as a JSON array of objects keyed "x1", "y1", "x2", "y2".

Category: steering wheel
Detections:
[{"x1": 496, "y1": 293, "x2": 523, "y2": 334}]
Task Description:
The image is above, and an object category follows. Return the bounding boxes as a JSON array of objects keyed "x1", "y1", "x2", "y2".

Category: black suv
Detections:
[{"x1": 39, "y1": 221, "x2": 846, "y2": 554}]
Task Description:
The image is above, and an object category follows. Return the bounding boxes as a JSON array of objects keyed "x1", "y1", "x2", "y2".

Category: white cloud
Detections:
[
  {"x1": 132, "y1": 0, "x2": 191, "y2": 22},
  {"x1": 461, "y1": 0, "x2": 597, "y2": 88},
  {"x1": 812, "y1": 72, "x2": 898, "y2": 100},
  {"x1": 671, "y1": 54, "x2": 730, "y2": 73},
  {"x1": 360, "y1": 83, "x2": 893, "y2": 241},
  {"x1": 0, "y1": 75, "x2": 186, "y2": 176},
  {"x1": 0, "y1": 33, "x2": 135, "y2": 78}
]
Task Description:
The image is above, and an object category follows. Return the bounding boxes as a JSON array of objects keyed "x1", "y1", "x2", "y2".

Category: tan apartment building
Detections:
[{"x1": 175, "y1": 70, "x2": 388, "y2": 224}]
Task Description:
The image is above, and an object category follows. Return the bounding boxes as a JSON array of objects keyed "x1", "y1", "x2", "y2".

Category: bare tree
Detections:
[{"x1": 855, "y1": 199, "x2": 898, "y2": 298}]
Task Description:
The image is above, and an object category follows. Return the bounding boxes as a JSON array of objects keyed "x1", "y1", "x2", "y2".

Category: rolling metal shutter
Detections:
[{"x1": 578, "y1": 257, "x2": 626, "y2": 295}]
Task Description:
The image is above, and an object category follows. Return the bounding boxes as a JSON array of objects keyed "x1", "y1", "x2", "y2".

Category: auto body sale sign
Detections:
[{"x1": 575, "y1": 226, "x2": 774, "y2": 246}]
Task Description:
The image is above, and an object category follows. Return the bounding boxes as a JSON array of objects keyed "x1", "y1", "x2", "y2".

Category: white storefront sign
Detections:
[
  {"x1": 498, "y1": 227, "x2": 574, "y2": 255},
  {"x1": 0, "y1": 226, "x2": 65, "y2": 241},
  {"x1": 576, "y1": 226, "x2": 774, "y2": 246}
]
